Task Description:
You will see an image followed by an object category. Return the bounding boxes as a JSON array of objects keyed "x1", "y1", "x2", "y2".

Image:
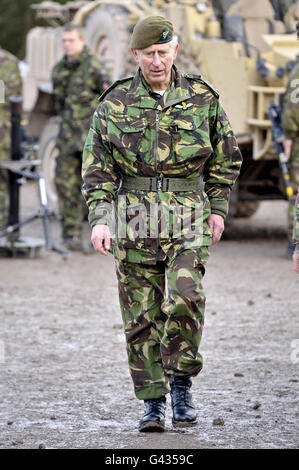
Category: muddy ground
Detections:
[{"x1": 0, "y1": 182, "x2": 298, "y2": 449}]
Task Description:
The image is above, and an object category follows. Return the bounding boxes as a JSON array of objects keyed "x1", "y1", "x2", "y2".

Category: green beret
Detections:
[{"x1": 130, "y1": 16, "x2": 174, "y2": 49}]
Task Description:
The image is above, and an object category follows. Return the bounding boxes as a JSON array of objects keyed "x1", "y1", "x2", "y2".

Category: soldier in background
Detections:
[
  {"x1": 82, "y1": 16, "x2": 242, "y2": 432},
  {"x1": 212, "y1": 0, "x2": 238, "y2": 22},
  {"x1": 212, "y1": 0, "x2": 297, "y2": 27},
  {"x1": 281, "y1": 20, "x2": 299, "y2": 257},
  {"x1": 270, "y1": 0, "x2": 296, "y2": 21},
  {"x1": 52, "y1": 23, "x2": 110, "y2": 251},
  {"x1": 0, "y1": 47, "x2": 22, "y2": 231},
  {"x1": 293, "y1": 189, "x2": 299, "y2": 273}
]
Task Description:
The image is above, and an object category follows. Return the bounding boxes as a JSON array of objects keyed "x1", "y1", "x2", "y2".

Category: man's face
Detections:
[
  {"x1": 131, "y1": 42, "x2": 178, "y2": 91},
  {"x1": 62, "y1": 30, "x2": 85, "y2": 59}
]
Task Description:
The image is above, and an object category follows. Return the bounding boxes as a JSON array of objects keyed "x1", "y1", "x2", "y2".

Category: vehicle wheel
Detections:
[
  {"x1": 83, "y1": 4, "x2": 137, "y2": 81},
  {"x1": 37, "y1": 116, "x2": 60, "y2": 214}
]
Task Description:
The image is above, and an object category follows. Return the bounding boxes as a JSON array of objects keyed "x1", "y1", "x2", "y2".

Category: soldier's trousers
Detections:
[
  {"x1": 115, "y1": 246, "x2": 210, "y2": 400},
  {"x1": 55, "y1": 149, "x2": 86, "y2": 239}
]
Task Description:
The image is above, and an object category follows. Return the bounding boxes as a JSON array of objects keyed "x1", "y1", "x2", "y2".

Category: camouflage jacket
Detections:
[
  {"x1": 82, "y1": 66, "x2": 242, "y2": 264},
  {"x1": 0, "y1": 48, "x2": 22, "y2": 157},
  {"x1": 281, "y1": 59, "x2": 299, "y2": 141},
  {"x1": 52, "y1": 46, "x2": 110, "y2": 152},
  {"x1": 294, "y1": 188, "x2": 299, "y2": 252}
]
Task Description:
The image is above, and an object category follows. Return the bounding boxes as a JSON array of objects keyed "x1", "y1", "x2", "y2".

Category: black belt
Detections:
[{"x1": 121, "y1": 175, "x2": 203, "y2": 192}]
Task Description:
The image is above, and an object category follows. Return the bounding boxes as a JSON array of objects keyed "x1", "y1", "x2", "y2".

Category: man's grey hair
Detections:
[{"x1": 170, "y1": 35, "x2": 178, "y2": 49}]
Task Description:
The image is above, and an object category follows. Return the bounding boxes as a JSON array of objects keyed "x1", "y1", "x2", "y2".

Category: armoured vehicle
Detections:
[{"x1": 23, "y1": 0, "x2": 299, "y2": 217}]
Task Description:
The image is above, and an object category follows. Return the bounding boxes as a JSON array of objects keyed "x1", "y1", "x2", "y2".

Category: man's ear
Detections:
[
  {"x1": 173, "y1": 43, "x2": 179, "y2": 61},
  {"x1": 131, "y1": 48, "x2": 139, "y2": 63}
]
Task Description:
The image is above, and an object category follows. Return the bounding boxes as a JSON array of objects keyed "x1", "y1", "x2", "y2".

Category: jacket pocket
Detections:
[
  {"x1": 107, "y1": 115, "x2": 148, "y2": 161},
  {"x1": 171, "y1": 113, "x2": 213, "y2": 164},
  {"x1": 71, "y1": 90, "x2": 96, "y2": 121}
]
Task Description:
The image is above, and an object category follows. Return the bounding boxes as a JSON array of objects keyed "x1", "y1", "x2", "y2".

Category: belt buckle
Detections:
[{"x1": 157, "y1": 177, "x2": 163, "y2": 191}]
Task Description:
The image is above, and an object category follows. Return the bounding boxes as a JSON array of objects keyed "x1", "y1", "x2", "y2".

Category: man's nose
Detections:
[{"x1": 152, "y1": 52, "x2": 162, "y2": 67}]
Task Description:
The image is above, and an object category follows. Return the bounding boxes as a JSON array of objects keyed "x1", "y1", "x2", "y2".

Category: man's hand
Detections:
[
  {"x1": 282, "y1": 138, "x2": 292, "y2": 160},
  {"x1": 293, "y1": 252, "x2": 299, "y2": 274},
  {"x1": 91, "y1": 224, "x2": 111, "y2": 255},
  {"x1": 208, "y1": 214, "x2": 224, "y2": 245}
]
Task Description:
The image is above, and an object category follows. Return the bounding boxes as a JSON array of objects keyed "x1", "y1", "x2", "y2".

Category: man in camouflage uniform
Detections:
[
  {"x1": 293, "y1": 189, "x2": 299, "y2": 272},
  {"x1": 0, "y1": 47, "x2": 22, "y2": 231},
  {"x1": 82, "y1": 16, "x2": 242, "y2": 431},
  {"x1": 281, "y1": 21, "x2": 299, "y2": 257},
  {"x1": 52, "y1": 23, "x2": 110, "y2": 250}
]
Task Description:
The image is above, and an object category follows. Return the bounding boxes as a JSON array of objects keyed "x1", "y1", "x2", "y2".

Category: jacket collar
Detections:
[{"x1": 125, "y1": 65, "x2": 192, "y2": 110}]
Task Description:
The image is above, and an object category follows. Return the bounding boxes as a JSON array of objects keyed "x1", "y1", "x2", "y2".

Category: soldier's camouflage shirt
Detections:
[
  {"x1": 82, "y1": 66, "x2": 242, "y2": 264},
  {"x1": 0, "y1": 48, "x2": 22, "y2": 157},
  {"x1": 52, "y1": 46, "x2": 110, "y2": 153}
]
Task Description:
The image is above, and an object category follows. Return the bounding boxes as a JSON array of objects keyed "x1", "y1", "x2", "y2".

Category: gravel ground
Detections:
[{"x1": 0, "y1": 183, "x2": 298, "y2": 449}]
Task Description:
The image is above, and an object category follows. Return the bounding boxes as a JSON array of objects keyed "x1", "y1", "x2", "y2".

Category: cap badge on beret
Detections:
[{"x1": 161, "y1": 26, "x2": 170, "y2": 41}]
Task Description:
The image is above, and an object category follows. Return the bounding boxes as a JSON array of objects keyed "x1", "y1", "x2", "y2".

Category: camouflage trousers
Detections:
[
  {"x1": 55, "y1": 149, "x2": 87, "y2": 239},
  {"x1": 115, "y1": 246, "x2": 210, "y2": 400}
]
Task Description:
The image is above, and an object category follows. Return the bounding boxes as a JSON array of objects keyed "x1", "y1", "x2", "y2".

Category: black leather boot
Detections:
[
  {"x1": 139, "y1": 397, "x2": 166, "y2": 432},
  {"x1": 170, "y1": 376, "x2": 198, "y2": 427}
]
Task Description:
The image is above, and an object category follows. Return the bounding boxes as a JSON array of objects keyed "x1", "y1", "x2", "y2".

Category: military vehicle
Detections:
[{"x1": 23, "y1": 0, "x2": 299, "y2": 217}]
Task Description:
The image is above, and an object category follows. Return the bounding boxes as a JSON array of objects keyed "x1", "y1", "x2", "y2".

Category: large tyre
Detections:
[
  {"x1": 37, "y1": 116, "x2": 60, "y2": 214},
  {"x1": 83, "y1": 4, "x2": 137, "y2": 81}
]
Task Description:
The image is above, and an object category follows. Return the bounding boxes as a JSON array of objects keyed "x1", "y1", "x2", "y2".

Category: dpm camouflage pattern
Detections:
[
  {"x1": 115, "y1": 246, "x2": 210, "y2": 400},
  {"x1": 0, "y1": 48, "x2": 22, "y2": 230},
  {"x1": 55, "y1": 149, "x2": 88, "y2": 239},
  {"x1": 294, "y1": 188, "x2": 299, "y2": 253},
  {"x1": 281, "y1": 59, "x2": 299, "y2": 243},
  {"x1": 52, "y1": 46, "x2": 111, "y2": 152},
  {"x1": 82, "y1": 66, "x2": 242, "y2": 264},
  {"x1": 52, "y1": 46, "x2": 110, "y2": 238}
]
